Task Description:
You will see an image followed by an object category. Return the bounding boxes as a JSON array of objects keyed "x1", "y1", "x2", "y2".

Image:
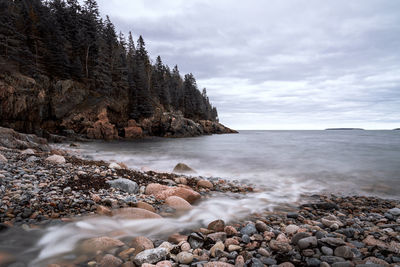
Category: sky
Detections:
[{"x1": 96, "y1": 0, "x2": 400, "y2": 130}]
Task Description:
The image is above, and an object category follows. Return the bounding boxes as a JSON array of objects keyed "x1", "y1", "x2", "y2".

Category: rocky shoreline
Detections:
[{"x1": 0, "y1": 139, "x2": 399, "y2": 266}]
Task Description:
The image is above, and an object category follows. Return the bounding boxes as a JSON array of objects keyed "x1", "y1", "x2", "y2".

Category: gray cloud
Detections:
[{"x1": 98, "y1": 0, "x2": 400, "y2": 129}]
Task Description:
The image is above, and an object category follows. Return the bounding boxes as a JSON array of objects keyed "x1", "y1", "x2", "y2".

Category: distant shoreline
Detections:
[{"x1": 325, "y1": 128, "x2": 364, "y2": 130}]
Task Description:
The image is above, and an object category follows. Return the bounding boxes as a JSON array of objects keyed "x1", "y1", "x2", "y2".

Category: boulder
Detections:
[
  {"x1": 80, "y1": 236, "x2": 124, "y2": 253},
  {"x1": 0, "y1": 127, "x2": 49, "y2": 151},
  {"x1": 125, "y1": 126, "x2": 143, "y2": 139},
  {"x1": 87, "y1": 109, "x2": 119, "y2": 140},
  {"x1": 106, "y1": 178, "x2": 139, "y2": 194},
  {"x1": 145, "y1": 183, "x2": 170, "y2": 195},
  {"x1": 45, "y1": 155, "x2": 66, "y2": 164},
  {"x1": 165, "y1": 196, "x2": 192, "y2": 210},
  {"x1": 112, "y1": 208, "x2": 161, "y2": 219},
  {"x1": 197, "y1": 179, "x2": 213, "y2": 189},
  {"x1": 155, "y1": 187, "x2": 201, "y2": 204},
  {"x1": 173, "y1": 163, "x2": 196, "y2": 173},
  {"x1": 131, "y1": 236, "x2": 154, "y2": 254}
]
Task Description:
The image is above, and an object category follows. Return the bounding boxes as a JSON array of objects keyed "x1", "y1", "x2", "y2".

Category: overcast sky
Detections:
[{"x1": 97, "y1": 0, "x2": 400, "y2": 129}]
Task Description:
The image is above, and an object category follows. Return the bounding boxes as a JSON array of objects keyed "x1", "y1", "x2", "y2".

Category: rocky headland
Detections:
[{"x1": 0, "y1": 130, "x2": 399, "y2": 267}]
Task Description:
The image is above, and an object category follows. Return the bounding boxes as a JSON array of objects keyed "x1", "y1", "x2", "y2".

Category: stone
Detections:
[
  {"x1": 45, "y1": 155, "x2": 66, "y2": 164},
  {"x1": 362, "y1": 235, "x2": 387, "y2": 248},
  {"x1": 320, "y1": 237, "x2": 346, "y2": 247},
  {"x1": 133, "y1": 247, "x2": 169, "y2": 265},
  {"x1": 334, "y1": 246, "x2": 354, "y2": 259},
  {"x1": 297, "y1": 236, "x2": 317, "y2": 249},
  {"x1": 165, "y1": 196, "x2": 192, "y2": 210},
  {"x1": 168, "y1": 233, "x2": 188, "y2": 244},
  {"x1": 156, "y1": 260, "x2": 173, "y2": 267},
  {"x1": 131, "y1": 236, "x2": 154, "y2": 254},
  {"x1": 255, "y1": 220, "x2": 268, "y2": 232},
  {"x1": 285, "y1": 224, "x2": 299, "y2": 235},
  {"x1": 173, "y1": 163, "x2": 196, "y2": 173},
  {"x1": 203, "y1": 262, "x2": 234, "y2": 267},
  {"x1": 80, "y1": 237, "x2": 124, "y2": 253},
  {"x1": 228, "y1": 245, "x2": 241, "y2": 252},
  {"x1": 279, "y1": 262, "x2": 295, "y2": 267},
  {"x1": 0, "y1": 127, "x2": 49, "y2": 151},
  {"x1": 188, "y1": 232, "x2": 204, "y2": 249},
  {"x1": 321, "y1": 246, "x2": 333, "y2": 256},
  {"x1": 130, "y1": 202, "x2": 152, "y2": 213},
  {"x1": 320, "y1": 256, "x2": 346, "y2": 264},
  {"x1": 107, "y1": 178, "x2": 139, "y2": 194},
  {"x1": 125, "y1": 126, "x2": 143, "y2": 139},
  {"x1": 210, "y1": 241, "x2": 225, "y2": 257},
  {"x1": 112, "y1": 208, "x2": 161, "y2": 219},
  {"x1": 99, "y1": 254, "x2": 122, "y2": 267},
  {"x1": 269, "y1": 240, "x2": 292, "y2": 253},
  {"x1": 235, "y1": 255, "x2": 245, "y2": 267},
  {"x1": 291, "y1": 232, "x2": 311, "y2": 245},
  {"x1": 225, "y1": 238, "x2": 239, "y2": 247},
  {"x1": 208, "y1": 220, "x2": 226, "y2": 232},
  {"x1": 240, "y1": 223, "x2": 257, "y2": 236},
  {"x1": 180, "y1": 241, "x2": 191, "y2": 251},
  {"x1": 388, "y1": 207, "x2": 400, "y2": 216},
  {"x1": 207, "y1": 232, "x2": 227, "y2": 242},
  {"x1": 145, "y1": 183, "x2": 170, "y2": 195},
  {"x1": 155, "y1": 187, "x2": 201, "y2": 204},
  {"x1": 197, "y1": 179, "x2": 213, "y2": 189},
  {"x1": 97, "y1": 205, "x2": 112, "y2": 216},
  {"x1": 306, "y1": 258, "x2": 321, "y2": 267},
  {"x1": 108, "y1": 162, "x2": 122, "y2": 169},
  {"x1": 331, "y1": 262, "x2": 352, "y2": 267},
  {"x1": 287, "y1": 212, "x2": 299, "y2": 219},
  {"x1": 363, "y1": 256, "x2": 390, "y2": 266},
  {"x1": 21, "y1": 149, "x2": 35, "y2": 155},
  {"x1": 118, "y1": 248, "x2": 136, "y2": 260},
  {"x1": 158, "y1": 242, "x2": 174, "y2": 253},
  {"x1": 224, "y1": 225, "x2": 238, "y2": 236},
  {"x1": 177, "y1": 252, "x2": 193, "y2": 264}
]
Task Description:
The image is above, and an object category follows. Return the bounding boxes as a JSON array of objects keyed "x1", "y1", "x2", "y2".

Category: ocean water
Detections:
[{"x1": 76, "y1": 130, "x2": 400, "y2": 199}]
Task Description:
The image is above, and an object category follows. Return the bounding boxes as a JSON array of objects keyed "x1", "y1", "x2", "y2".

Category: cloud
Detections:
[{"x1": 97, "y1": 0, "x2": 400, "y2": 129}]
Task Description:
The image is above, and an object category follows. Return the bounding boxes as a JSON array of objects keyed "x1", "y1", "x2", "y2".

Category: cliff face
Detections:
[{"x1": 0, "y1": 73, "x2": 236, "y2": 140}]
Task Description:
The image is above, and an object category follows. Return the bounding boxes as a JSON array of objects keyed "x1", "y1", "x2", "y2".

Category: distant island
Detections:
[{"x1": 325, "y1": 128, "x2": 365, "y2": 130}]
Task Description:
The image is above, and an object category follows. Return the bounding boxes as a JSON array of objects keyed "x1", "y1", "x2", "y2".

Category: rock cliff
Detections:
[{"x1": 0, "y1": 73, "x2": 236, "y2": 140}]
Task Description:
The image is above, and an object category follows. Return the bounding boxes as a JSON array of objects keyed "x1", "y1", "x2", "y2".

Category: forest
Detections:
[{"x1": 0, "y1": 0, "x2": 218, "y2": 122}]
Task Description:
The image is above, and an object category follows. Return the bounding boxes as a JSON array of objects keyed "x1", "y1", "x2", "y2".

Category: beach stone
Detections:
[
  {"x1": 269, "y1": 240, "x2": 292, "y2": 253},
  {"x1": 131, "y1": 236, "x2": 154, "y2": 254},
  {"x1": 118, "y1": 248, "x2": 136, "y2": 260},
  {"x1": 297, "y1": 236, "x2": 317, "y2": 249},
  {"x1": 106, "y1": 178, "x2": 139, "y2": 194},
  {"x1": 0, "y1": 153, "x2": 7, "y2": 162},
  {"x1": 158, "y1": 242, "x2": 174, "y2": 253},
  {"x1": 145, "y1": 183, "x2": 170, "y2": 195},
  {"x1": 108, "y1": 162, "x2": 122, "y2": 169},
  {"x1": 134, "y1": 247, "x2": 169, "y2": 265},
  {"x1": 188, "y1": 233, "x2": 204, "y2": 249},
  {"x1": 96, "y1": 205, "x2": 112, "y2": 216},
  {"x1": 306, "y1": 258, "x2": 321, "y2": 267},
  {"x1": 331, "y1": 262, "x2": 352, "y2": 267},
  {"x1": 156, "y1": 260, "x2": 173, "y2": 267},
  {"x1": 168, "y1": 233, "x2": 188, "y2": 244},
  {"x1": 210, "y1": 241, "x2": 225, "y2": 257},
  {"x1": 203, "y1": 262, "x2": 234, "y2": 267},
  {"x1": 321, "y1": 237, "x2": 346, "y2": 247},
  {"x1": 363, "y1": 235, "x2": 387, "y2": 248},
  {"x1": 255, "y1": 220, "x2": 268, "y2": 232},
  {"x1": 180, "y1": 241, "x2": 191, "y2": 251},
  {"x1": 45, "y1": 155, "x2": 65, "y2": 164},
  {"x1": 363, "y1": 256, "x2": 390, "y2": 266},
  {"x1": 240, "y1": 223, "x2": 257, "y2": 236},
  {"x1": 334, "y1": 246, "x2": 354, "y2": 259},
  {"x1": 291, "y1": 232, "x2": 311, "y2": 245},
  {"x1": 137, "y1": 201, "x2": 156, "y2": 213},
  {"x1": 177, "y1": 251, "x2": 193, "y2": 264},
  {"x1": 279, "y1": 262, "x2": 295, "y2": 267},
  {"x1": 225, "y1": 238, "x2": 239, "y2": 247},
  {"x1": 250, "y1": 258, "x2": 264, "y2": 267},
  {"x1": 173, "y1": 163, "x2": 196, "y2": 173},
  {"x1": 228, "y1": 245, "x2": 241, "y2": 252},
  {"x1": 155, "y1": 187, "x2": 201, "y2": 204},
  {"x1": 21, "y1": 149, "x2": 35, "y2": 155},
  {"x1": 165, "y1": 196, "x2": 192, "y2": 210},
  {"x1": 224, "y1": 226, "x2": 238, "y2": 236},
  {"x1": 287, "y1": 212, "x2": 299, "y2": 219},
  {"x1": 285, "y1": 224, "x2": 299, "y2": 235},
  {"x1": 320, "y1": 256, "x2": 346, "y2": 264},
  {"x1": 80, "y1": 236, "x2": 124, "y2": 253},
  {"x1": 99, "y1": 254, "x2": 122, "y2": 267},
  {"x1": 112, "y1": 208, "x2": 161, "y2": 219},
  {"x1": 321, "y1": 246, "x2": 334, "y2": 255},
  {"x1": 197, "y1": 179, "x2": 213, "y2": 189},
  {"x1": 208, "y1": 219, "x2": 225, "y2": 232},
  {"x1": 208, "y1": 232, "x2": 227, "y2": 242},
  {"x1": 388, "y1": 208, "x2": 400, "y2": 216}
]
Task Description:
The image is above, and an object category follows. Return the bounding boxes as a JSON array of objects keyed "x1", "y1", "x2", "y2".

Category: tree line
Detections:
[{"x1": 0, "y1": 0, "x2": 218, "y2": 121}]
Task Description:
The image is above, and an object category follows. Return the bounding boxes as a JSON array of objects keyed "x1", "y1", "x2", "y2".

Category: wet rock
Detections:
[
  {"x1": 320, "y1": 256, "x2": 346, "y2": 264},
  {"x1": 0, "y1": 127, "x2": 49, "y2": 151},
  {"x1": 165, "y1": 196, "x2": 192, "y2": 210},
  {"x1": 80, "y1": 236, "x2": 124, "y2": 253},
  {"x1": 197, "y1": 179, "x2": 213, "y2": 189},
  {"x1": 334, "y1": 246, "x2": 354, "y2": 259},
  {"x1": 188, "y1": 232, "x2": 204, "y2": 249},
  {"x1": 145, "y1": 183, "x2": 170, "y2": 195},
  {"x1": 112, "y1": 208, "x2": 161, "y2": 219},
  {"x1": 287, "y1": 212, "x2": 299, "y2": 219},
  {"x1": 240, "y1": 223, "x2": 257, "y2": 236},
  {"x1": 321, "y1": 246, "x2": 334, "y2": 256},
  {"x1": 255, "y1": 220, "x2": 268, "y2": 232},
  {"x1": 297, "y1": 236, "x2": 317, "y2": 249},
  {"x1": 168, "y1": 233, "x2": 188, "y2": 244},
  {"x1": 207, "y1": 232, "x2": 227, "y2": 242},
  {"x1": 173, "y1": 163, "x2": 196, "y2": 173},
  {"x1": 108, "y1": 162, "x2": 122, "y2": 169},
  {"x1": 45, "y1": 155, "x2": 66, "y2": 164},
  {"x1": 137, "y1": 201, "x2": 156, "y2": 213},
  {"x1": 291, "y1": 232, "x2": 311, "y2": 245},
  {"x1": 99, "y1": 254, "x2": 122, "y2": 267},
  {"x1": 285, "y1": 224, "x2": 299, "y2": 235},
  {"x1": 177, "y1": 251, "x2": 193, "y2": 264},
  {"x1": 208, "y1": 219, "x2": 226, "y2": 232},
  {"x1": 106, "y1": 178, "x2": 139, "y2": 194},
  {"x1": 156, "y1": 260, "x2": 173, "y2": 267},
  {"x1": 388, "y1": 207, "x2": 400, "y2": 216},
  {"x1": 306, "y1": 258, "x2": 321, "y2": 267},
  {"x1": 133, "y1": 247, "x2": 169, "y2": 265},
  {"x1": 131, "y1": 236, "x2": 154, "y2": 254},
  {"x1": 118, "y1": 248, "x2": 136, "y2": 260}
]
